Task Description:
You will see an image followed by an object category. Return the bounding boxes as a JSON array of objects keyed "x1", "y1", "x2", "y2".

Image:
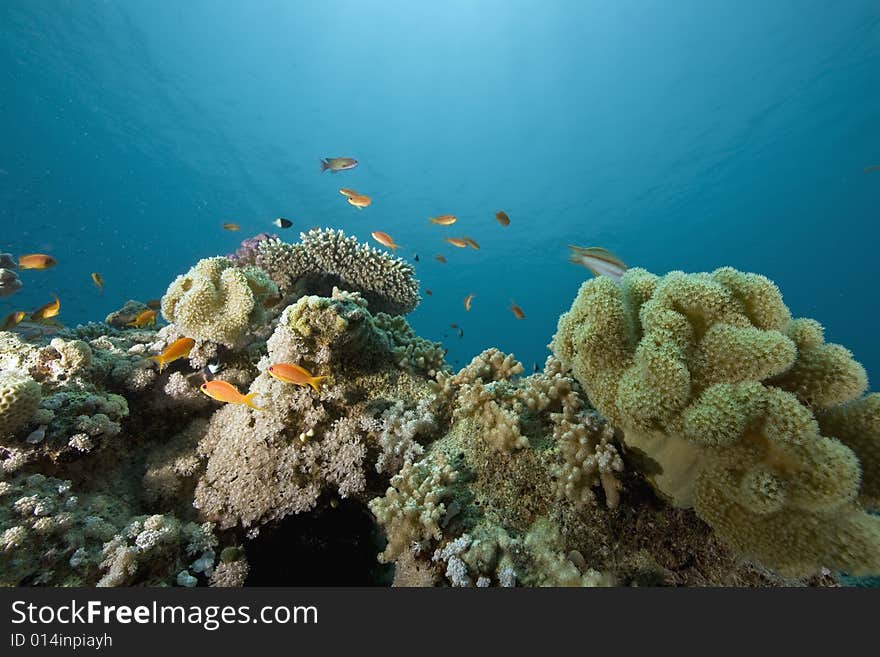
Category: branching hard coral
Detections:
[
  {"x1": 0, "y1": 372, "x2": 41, "y2": 438},
  {"x1": 252, "y1": 228, "x2": 420, "y2": 315},
  {"x1": 369, "y1": 454, "x2": 457, "y2": 563},
  {"x1": 160, "y1": 256, "x2": 278, "y2": 348},
  {"x1": 456, "y1": 381, "x2": 528, "y2": 453},
  {"x1": 552, "y1": 409, "x2": 623, "y2": 510},
  {"x1": 552, "y1": 266, "x2": 880, "y2": 576}
]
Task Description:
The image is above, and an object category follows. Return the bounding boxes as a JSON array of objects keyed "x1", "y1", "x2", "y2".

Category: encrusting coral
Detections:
[
  {"x1": 552, "y1": 266, "x2": 880, "y2": 577},
  {"x1": 0, "y1": 372, "x2": 41, "y2": 438}
]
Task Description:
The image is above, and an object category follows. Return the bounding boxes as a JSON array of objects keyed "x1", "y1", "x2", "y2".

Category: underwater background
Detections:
[{"x1": 0, "y1": 0, "x2": 878, "y2": 384}]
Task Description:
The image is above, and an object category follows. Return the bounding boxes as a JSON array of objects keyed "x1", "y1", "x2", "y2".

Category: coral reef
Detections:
[
  {"x1": 2, "y1": 235, "x2": 875, "y2": 588},
  {"x1": 552, "y1": 266, "x2": 880, "y2": 577}
]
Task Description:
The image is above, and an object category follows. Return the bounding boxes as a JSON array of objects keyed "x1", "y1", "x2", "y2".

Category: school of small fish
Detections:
[{"x1": 1, "y1": 152, "x2": 627, "y2": 413}]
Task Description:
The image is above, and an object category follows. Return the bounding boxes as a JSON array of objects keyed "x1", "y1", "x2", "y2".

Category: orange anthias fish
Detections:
[
  {"x1": 495, "y1": 211, "x2": 511, "y2": 226},
  {"x1": 347, "y1": 194, "x2": 372, "y2": 209},
  {"x1": 200, "y1": 380, "x2": 264, "y2": 410},
  {"x1": 91, "y1": 272, "x2": 104, "y2": 294},
  {"x1": 339, "y1": 188, "x2": 359, "y2": 198},
  {"x1": 1, "y1": 311, "x2": 27, "y2": 331},
  {"x1": 568, "y1": 246, "x2": 628, "y2": 282},
  {"x1": 511, "y1": 302, "x2": 525, "y2": 319},
  {"x1": 445, "y1": 237, "x2": 468, "y2": 248},
  {"x1": 222, "y1": 222, "x2": 241, "y2": 231},
  {"x1": 372, "y1": 231, "x2": 399, "y2": 252},
  {"x1": 18, "y1": 254, "x2": 56, "y2": 270},
  {"x1": 127, "y1": 309, "x2": 157, "y2": 328},
  {"x1": 267, "y1": 363, "x2": 327, "y2": 392},
  {"x1": 434, "y1": 255, "x2": 447, "y2": 264},
  {"x1": 31, "y1": 295, "x2": 60, "y2": 320},
  {"x1": 462, "y1": 237, "x2": 480, "y2": 250},
  {"x1": 150, "y1": 337, "x2": 195, "y2": 373},
  {"x1": 464, "y1": 293, "x2": 475, "y2": 311},
  {"x1": 429, "y1": 215, "x2": 457, "y2": 226},
  {"x1": 320, "y1": 157, "x2": 358, "y2": 173}
]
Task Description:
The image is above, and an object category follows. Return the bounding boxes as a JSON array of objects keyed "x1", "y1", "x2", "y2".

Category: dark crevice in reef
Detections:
[{"x1": 244, "y1": 498, "x2": 393, "y2": 586}]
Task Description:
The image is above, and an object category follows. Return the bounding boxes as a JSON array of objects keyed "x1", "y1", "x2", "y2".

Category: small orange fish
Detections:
[
  {"x1": 347, "y1": 194, "x2": 372, "y2": 209},
  {"x1": 127, "y1": 309, "x2": 157, "y2": 328},
  {"x1": 91, "y1": 272, "x2": 104, "y2": 294},
  {"x1": 146, "y1": 299, "x2": 162, "y2": 310},
  {"x1": 445, "y1": 237, "x2": 468, "y2": 248},
  {"x1": 31, "y1": 295, "x2": 60, "y2": 320},
  {"x1": 1, "y1": 311, "x2": 26, "y2": 331},
  {"x1": 18, "y1": 254, "x2": 56, "y2": 270},
  {"x1": 434, "y1": 255, "x2": 447, "y2": 264},
  {"x1": 223, "y1": 222, "x2": 241, "y2": 231},
  {"x1": 495, "y1": 211, "x2": 510, "y2": 227},
  {"x1": 425, "y1": 289, "x2": 433, "y2": 296},
  {"x1": 464, "y1": 293, "x2": 475, "y2": 311},
  {"x1": 372, "y1": 231, "x2": 399, "y2": 252},
  {"x1": 320, "y1": 157, "x2": 358, "y2": 173},
  {"x1": 150, "y1": 337, "x2": 195, "y2": 373},
  {"x1": 339, "y1": 188, "x2": 359, "y2": 198},
  {"x1": 511, "y1": 302, "x2": 525, "y2": 319},
  {"x1": 200, "y1": 380, "x2": 264, "y2": 410},
  {"x1": 429, "y1": 215, "x2": 457, "y2": 226},
  {"x1": 267, "y1": 363, "x2": 327, "y2": 392},
  {"x1": 462, "y1": 237, "x2": 480, "y2": 250}
]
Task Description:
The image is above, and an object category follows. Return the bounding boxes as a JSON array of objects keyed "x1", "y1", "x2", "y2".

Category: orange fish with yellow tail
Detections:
[
  {"x1": 31, "y1": 295, "x2": 60, "y2": 320},
  {"x1": 127, "y1": 309, "x2": 157, "y2": 328},
  {"x1": 18, "y1": 254, "x2": 56, "y2": 270},
  {"x1": 2, "y1": 311, "x2": 27, "y2": 331},
  {"x1": 267, "y1": 363, "x2": 327, "y2": 392},
  {"x1": 371, "y1": 231, "x2": 399, "y2": 252},
  {"x1": 200, "y1": 380, "x2": 264, "y2": 410},
  {"x1": 150, "y1": 337, "x2": 195, "y2": 372},
  {"x1": 429, "y1": 215, "x2": 457, "y2": 226}
]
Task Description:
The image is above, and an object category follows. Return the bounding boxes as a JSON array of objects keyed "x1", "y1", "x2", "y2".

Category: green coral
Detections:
[
  {"x1": 0, "y1": 372, "x2": 41, "y2": 438},
  {"x1": 160, "y1": 257, "x2": 278, "y2": 347},
  {"x1": 552, "y1": 266, "x2": 880, "y2": 577}
]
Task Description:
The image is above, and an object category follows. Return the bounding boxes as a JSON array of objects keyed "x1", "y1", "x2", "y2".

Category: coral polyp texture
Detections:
[
  {"x1": 1, "y1": 239, "x2": 876, "y2": 586},
  {"x1": 160, "y1": 256, "x2": 278, "y2": 347},
  {"x1": 552, "y1": 266, "x2": 880, "y2": 577},
  {"x1": 248, "y1": 228, "x2": 420, "y2": 315}
]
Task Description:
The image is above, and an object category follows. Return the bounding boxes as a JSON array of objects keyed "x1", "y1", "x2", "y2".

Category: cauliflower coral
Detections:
[{"x1": 552, "y1": 266, "x2": 880, "y2": 577}]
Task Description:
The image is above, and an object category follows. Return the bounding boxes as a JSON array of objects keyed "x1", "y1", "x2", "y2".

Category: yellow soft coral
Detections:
[
  {"x1": 160, "y1": 257, "x2": 278, "y2": 347},
  {"x1": 552, "y1": 266, "x2": 880, "y2": 577}
]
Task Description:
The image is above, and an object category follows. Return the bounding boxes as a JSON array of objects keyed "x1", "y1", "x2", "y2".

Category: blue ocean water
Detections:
[{"x1": 1, "y1": 0, "x2": 878, "y2": 383}]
